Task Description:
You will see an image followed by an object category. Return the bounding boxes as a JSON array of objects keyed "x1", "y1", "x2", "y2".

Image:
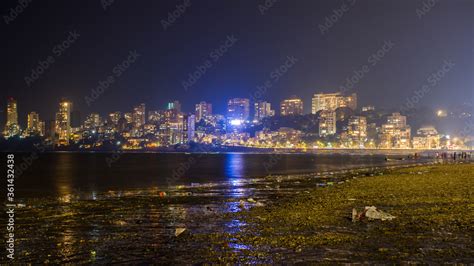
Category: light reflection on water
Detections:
[{"x1": 12, "y1": 153, "x2": 435, "y2": 264}]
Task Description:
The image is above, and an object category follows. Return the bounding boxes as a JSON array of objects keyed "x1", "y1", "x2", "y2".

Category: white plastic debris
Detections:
[{"x1": 352, "y1": 206, "x2": 396, "y2": 222}]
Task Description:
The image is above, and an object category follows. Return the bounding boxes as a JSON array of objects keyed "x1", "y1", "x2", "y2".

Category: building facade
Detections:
[
  {"x1": 227, "y1": 98, "x2": 250, "y2": 121},
  {"x1": 280, "y1": 96, "x2": 304, "y2": 116},
  {"x1": 311, "y1": 92, "x2": 357, "y2": 114}
]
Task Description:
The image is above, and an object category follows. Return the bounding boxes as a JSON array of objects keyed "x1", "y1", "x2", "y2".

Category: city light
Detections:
[{"x1": 230, "y1": 119, "x2": 243, "y2": 126}]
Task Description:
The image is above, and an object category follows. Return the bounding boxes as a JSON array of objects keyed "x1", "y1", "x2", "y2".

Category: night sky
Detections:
[{"x1": 1, "y1": 0, "x2": 473, "y2": 125}]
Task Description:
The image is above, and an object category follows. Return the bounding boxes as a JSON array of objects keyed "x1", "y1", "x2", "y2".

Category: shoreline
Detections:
[
  {"x1": 191, "y1": 161, "x2": 474, "y2": 263},
  {"x1": 2, "y1": 148, "x2": 472, "y2": 156}
]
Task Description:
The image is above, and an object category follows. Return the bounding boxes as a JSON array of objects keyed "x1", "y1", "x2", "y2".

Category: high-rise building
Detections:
[
  {"x1": 184, "y1": 114, "x2": 196, "y2": 142},
  {"x1": 84, "y1": 113, "x2": 102, "y2": 130},
  {"x1": 319, "y1": 110, "x2": 336, "y2": 136},
  {"x1": 227, "y1": 98, "x2": 250, "y2": 121},
  {"x1": 124, "y1": 112, "x2": 133, "y2": 124},
  {"x1": 167, "y1": 100, "x2": 181, "y2": 112},
  {"x1": 379, "y1": 113, "x2": 411, "y2": 149},
  {"x1": 195, "y1": 101, "x2": 213, "y2": 122},
  {"x1": 108, "y1": 112, "x2": 122, "y2": 125},
  {"x1": 27, "y1": 112, "x2": 43, "y2": 136},
  {"x1": 347, "y1": 116, "x2": 367, "y2": 147},
  {"x1": 132, "y1": 103, "x2": 146, "y2": 128},
  {"x1": 55, "y1": 100, "x2": 72, "y2": 145},
  {"x1": 280, "y1": 96, "x2": 304, "y2": 116},
  {"x1": 254, "y1": 101, "x2": 274, "y2": 122},
  {"x1": 148, "y1": 110, "x2": 164, "y2": 124},
  {"x1": 3, "y1": 97, "x2": 20, "y2": 138},
  {"x1": 311, "y1": 92, "x2": 357, "y2": 114}
]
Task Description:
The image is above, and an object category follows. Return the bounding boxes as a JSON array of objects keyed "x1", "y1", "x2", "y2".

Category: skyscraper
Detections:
[
  {"x1": 3, "y1": 97, "x2": 20, "y2": 138},
  {"x1": 27, "y1": 112, "x2": 43, "y2": 136},
  {"x1": 319, "y1": 110, "x2": 336, "y2": 136},
  {"x1": 254, "y1": 101, "x2": 274, "y2": 122},
  {"x1": 280, "y1": 96, "x2": 303, "y2": 116},
  {"x1": 132, "y1": 103, "x2": 146, "y2": 128},
  {"x1": 195, "y1": 101, "x2": 212, "y2": 122},
  {"x1": 55, "y1": 99, "x2": 72, "y2": 145},
  {"x1": 109, "y1": 111, "x2": 122, "y2": 125},
  {"x1": 167, "y1": 100, "x2": 181, "y2": 112},
  {"x1": 311, "y1": 92, "x2": 357, "y2": 114},
  {"x1": 227, "y1": 98, "x2": 250, "y2": 121}
]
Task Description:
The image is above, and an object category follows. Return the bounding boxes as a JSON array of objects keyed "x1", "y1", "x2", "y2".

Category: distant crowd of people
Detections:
[{"x1": 436, "y1": 151, "x2": 472, "y2": 160}]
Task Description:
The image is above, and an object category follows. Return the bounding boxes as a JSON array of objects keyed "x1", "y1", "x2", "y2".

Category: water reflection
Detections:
[
  {"x1": 54, "y1": 153, "x2": 73, "y2": 203},
  {"x1": 225, "y1": 153, "x2": 245, "y2": 178},
  {"x1": 225, "y1": 153, "x2": 251, "y2": 198}
]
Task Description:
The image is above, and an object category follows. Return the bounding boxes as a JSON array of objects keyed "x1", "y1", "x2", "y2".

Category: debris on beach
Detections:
[
  {"x1": 175, "y1": 227, "x2": 186, "y2": 237},
  {"x1": 352, "y1": 206, "x2": 396, "y2": 222}
]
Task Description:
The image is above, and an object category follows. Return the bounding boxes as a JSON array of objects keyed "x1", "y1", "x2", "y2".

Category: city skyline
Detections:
[{"x1": 3, "y1": 90, "x2": 471, "y2": 150}]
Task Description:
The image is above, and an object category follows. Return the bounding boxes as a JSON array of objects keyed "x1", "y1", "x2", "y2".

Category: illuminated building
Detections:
[
  {"x1": 84, "y1": 113, "x2": 102, "y2": 130},
  {"x1": 108, "y1": 112, "x2": 122, "y2": 125},
  {"x1": 3, "y1": 97, "x2": 20, "y2": 138},
  {"x1": 379, "y1": 113, "x2": 411, "y2": 149},
  {"x1": 255, "y1": 127, "x2": 302, "y2": 148},
  {"x1": 347, "y1": 116, "x2": 367, "y2": 147},
  {"x1": 132, "y1": 103, "x2": 146, "y2": 128},
  {"x1": 361, "y1": 105, "x2": 375, "y2": 112},
  {"x1": 195, "y1": 101, "x2": 212, "y2": 122},
  {"x1": 124, "y1": 112, "x2": 133, "y2": 124},
  {"x1": 280, "y1": 96, "x2": 303, "y2": 116},
  {"x1": 227, "y1": 98, "x2": 250, "y2": 122},
  {"x1": 159, "y1": 109, "x2": 186, "y2": 145},
  {"x1": 254, "y1": 101, "x2": 274, "y2": 122},
  {"x1": 184, "y1": 114, "x2": 196, "y2": 142},
  {"x1": 311, "y1": 92, "x2": 357, "y2": 114},
  {"x1": 55, "y1": 100, "x2": 72, "y2": 145},
  {"x1": 167, "y1": 100, "x2": 181, "y2": 112},
  {"x1": 148, "y1": 110, "x2": 164, "y2": 124},
  {"x1": 412, "y1": 126, "x2": 440, "y2": 149},
  {"x1": 27, "y1": 112, "x2": 44, "y2": 136},
  {"x1": 319, "y1": 110, "x2": 336, "y2": 136}
]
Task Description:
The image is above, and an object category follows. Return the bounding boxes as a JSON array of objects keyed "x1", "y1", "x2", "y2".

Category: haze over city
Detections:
[{"x1": 1, "y1": 0, "x2": 473, "y2": 125}]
